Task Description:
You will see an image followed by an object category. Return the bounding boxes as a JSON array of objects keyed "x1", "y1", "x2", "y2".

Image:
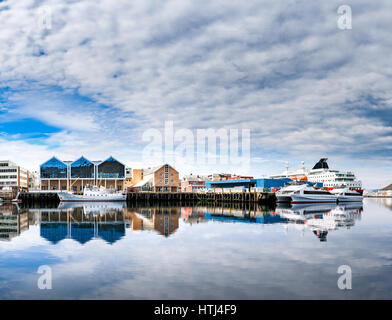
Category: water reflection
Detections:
[
  {"x1": 378, "y1": 197, "x2": 392, "y2": 210},
  {"x1": 276, "y1": 203, "x2": 362, "y2": 241},
  {"x1": 0, "y1": 200, "x2": 376, "y2": 244},
  {"x1": 1, "y1": 199, "x2": 392, "y2": 299},
  {"x1": 0, "y1": 204, "x2": 30, "y2": 241}
]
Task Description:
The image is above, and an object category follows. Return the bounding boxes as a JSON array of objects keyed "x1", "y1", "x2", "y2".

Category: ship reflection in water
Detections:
[
  {"x1": 275, "y1": 202, "x2": 363, "y2": 241},
  {"x1": 184, "y1": 202, "x2": 362, "y2": 242}
]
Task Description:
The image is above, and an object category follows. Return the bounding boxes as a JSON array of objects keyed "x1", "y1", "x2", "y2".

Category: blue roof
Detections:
[{"x1": 208, "y1": 179, "x2": 257, "y2": 184}]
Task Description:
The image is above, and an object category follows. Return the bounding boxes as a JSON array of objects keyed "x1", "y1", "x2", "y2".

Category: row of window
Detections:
[
  {"x1": 160, "y1": 179, "x2": 174, "y2": 184},
  {"x1": 0, "y1": 175, "x2": 17, "y2": 179},
  {"x1": 41, "y1": 185, "x2": 122, "y2": 191},
  {"x1": 0, "y1": 169, "x2": 17, "y2": 173}
]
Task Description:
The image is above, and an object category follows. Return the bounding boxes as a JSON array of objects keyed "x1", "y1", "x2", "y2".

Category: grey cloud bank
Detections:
[{"x1": 0, "y1": 0, "x2": 391, "y2": 188}]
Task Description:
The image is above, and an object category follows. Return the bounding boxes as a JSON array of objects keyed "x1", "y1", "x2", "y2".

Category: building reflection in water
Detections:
[
  {"x1": 126, "y1": 207, "x2": 180, "y2": 237},
  {"x1": 0, "y1": 199, "x2": 367, "y2": 243},
  {"x1": 0, "y1": 204, "x2": 30, "y2": 241},
  {"x1": 35, "y1": 203, "x2": 181, "y2": 243},
  {"x1": 378, "y1": 197, "x2": 392, "y2": 211},
  {"x1": 38, "y1": 202, "x2": 127, "y2": 245}
]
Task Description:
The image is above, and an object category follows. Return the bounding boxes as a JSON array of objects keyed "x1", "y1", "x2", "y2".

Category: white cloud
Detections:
[{"x1": 0, "y1": 0, "x2": 391, "y2": 185}]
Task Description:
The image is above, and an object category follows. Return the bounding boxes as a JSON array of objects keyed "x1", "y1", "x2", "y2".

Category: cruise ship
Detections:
[
  {"x1": 307, "y1": 158, "x2": 362, "y2": 191},
  {"x1": 271, "y1": 158, "x2": 362, "y2": 192}
]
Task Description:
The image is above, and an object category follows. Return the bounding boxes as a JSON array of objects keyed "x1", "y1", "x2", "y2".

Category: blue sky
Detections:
[{"x1": 0, "y1": 0, "x2": 391, "y2": 188}]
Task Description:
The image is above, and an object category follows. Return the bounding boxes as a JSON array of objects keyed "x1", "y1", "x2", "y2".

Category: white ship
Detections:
[
  {"x1": 276, "y1": 184, "x2": 337, "y2": 204},
  {"x1": 58, "y1": 186, "x2": 126, "y2": 202},
  {"x1": 330, "y1": 187, "x2": 363, "y2": 202},
  {"x1": 307, "y1": 158, "x2": 362, "y2": 190},
  {"x1": 271, "y1": 158, "x2": 362, "y2": 191},
  {"x1": 276, "y1": 184, "x2": 307, "y2": 203}
]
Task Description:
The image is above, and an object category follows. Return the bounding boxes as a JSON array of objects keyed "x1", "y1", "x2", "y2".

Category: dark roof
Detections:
[{"x1": 381, "y1": 184, "x2": 392, "y2": 191}]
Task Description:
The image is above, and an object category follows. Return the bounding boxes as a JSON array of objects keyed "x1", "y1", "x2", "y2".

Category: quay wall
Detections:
[{"x1": 17, "y1": 191, "x2": 277, "y2": 205}]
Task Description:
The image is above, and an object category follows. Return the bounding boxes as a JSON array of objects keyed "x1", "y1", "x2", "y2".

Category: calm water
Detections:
[{"x1": 0, "y1": 198, "x2": 391, "y2": 300}]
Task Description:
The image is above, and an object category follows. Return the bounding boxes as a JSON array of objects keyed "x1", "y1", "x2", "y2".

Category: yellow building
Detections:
[{"x1": 130, "y1": 164, "x2": 180, "y2": 192}]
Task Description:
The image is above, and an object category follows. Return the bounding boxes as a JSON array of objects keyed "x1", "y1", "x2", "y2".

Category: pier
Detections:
[{"x1": 17, "y1": 190, "x2": 276, "y2": 205}]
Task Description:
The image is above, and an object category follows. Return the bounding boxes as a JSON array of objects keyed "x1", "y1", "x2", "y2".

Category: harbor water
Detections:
[{"x1": 0, "y1": 198, "x2": 391, "y2": 299}]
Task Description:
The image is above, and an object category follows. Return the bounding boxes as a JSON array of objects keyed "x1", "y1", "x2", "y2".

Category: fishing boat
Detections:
[{"x1": 58, "y1": 186, "x2": 126, "y2": 202}]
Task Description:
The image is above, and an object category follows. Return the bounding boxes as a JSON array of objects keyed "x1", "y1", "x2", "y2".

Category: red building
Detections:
[{"x1": 181, "y1": 175, "x2": 208, "y2": 192}]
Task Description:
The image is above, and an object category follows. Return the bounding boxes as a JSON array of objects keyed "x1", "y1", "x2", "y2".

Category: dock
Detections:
[{"x1": 17, "y1": 190, "x2": 276, "y2": 204}]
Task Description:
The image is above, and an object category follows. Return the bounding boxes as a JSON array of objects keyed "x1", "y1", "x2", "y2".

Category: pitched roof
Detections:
[
  {"x1": 142, "y1": 164, "x2": 178, "y2": 175},
  {"x1": 134, "y1": 176, "x2": 153, "y2": 187},
  {"x1": 381, "y1": 184, "x2": 392, "y2": 191}
]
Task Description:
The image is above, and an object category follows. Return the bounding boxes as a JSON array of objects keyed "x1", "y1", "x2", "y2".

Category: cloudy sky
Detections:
[{"x1": 0, "y1": 0, "x2": 391, "y2": 188}]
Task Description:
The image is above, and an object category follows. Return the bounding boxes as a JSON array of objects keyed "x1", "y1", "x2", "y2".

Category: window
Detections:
[
  {"x1": 40, "y1": 157, "x2": 67, "y2": 179},
  {"x1": 97, "y1": 157, "x2": 125, "y2": 179},
  {"x1": 71, "y1": 157, "x2": 94, "y2": 179},
  {"x1": 164, "y1": 165, "x2": 169, "y2": 185}
]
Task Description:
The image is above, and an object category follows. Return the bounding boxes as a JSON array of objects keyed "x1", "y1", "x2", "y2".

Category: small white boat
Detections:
[
  {"x1": 276, "y1": 184, "x2": 308, "y2": 202},
  {"x1": 58, "y1": 186, "x2": 126, "y2": 202},
  {"x1": 330, "y1": 188, "x2": 363, "y2": 202}
]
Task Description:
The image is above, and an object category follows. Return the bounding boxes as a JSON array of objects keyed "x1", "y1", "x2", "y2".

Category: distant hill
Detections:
[{"x1": 380, "y1": 184, "x2": 392, "y2": 191}]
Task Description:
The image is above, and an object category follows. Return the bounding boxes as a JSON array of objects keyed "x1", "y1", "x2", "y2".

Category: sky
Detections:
[{"x1": 0, "y1": 0, "x2": 391, "y2": 188}]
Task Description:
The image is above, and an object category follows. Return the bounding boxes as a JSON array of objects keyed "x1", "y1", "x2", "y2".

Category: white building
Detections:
[
  {"x1": 0, "y1": 160, "x2": 30, "y2": 190},
  {"x1": 28, "y1": 171, "x2": 40, "y2": 190}
]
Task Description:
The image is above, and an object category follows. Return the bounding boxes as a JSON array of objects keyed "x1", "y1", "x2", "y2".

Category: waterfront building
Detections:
[
  {"x1": 377, "y1": 184, "x2": 392, "y2": 197},
  {"x1": 205, "y1": 178, "x2": 293, "y2": 191},
  {"x1": 124, "y1": 167, "x2": 133, "y2": 189},
  {"x1": 0, "y1": 160, "x2": 30, "y2": 190},
  {"x1": 181, "y1": 174, "x2": 209, "y2": 192},
  {"x1": 40, "y1": 156, "x2": 126, "y2": 191},
  {"x1": 130, "y1": 164, "x2": 180, "y2": 192},
  {"x1": 208, "y1": 173, "x2": 254, "y2": 181},
  {"x1": 28, "y1": 171, "x2": 40, "y2": 190}
]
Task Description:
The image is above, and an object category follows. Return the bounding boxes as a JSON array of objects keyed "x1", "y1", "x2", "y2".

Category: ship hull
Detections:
[
  {"x1": 58, "y1": 192, "x2": 126, "y2": 202},
  {"x1": 291, "y1": 194, "x2": 337, "y2": 204},
  {"x1": 337, "y1": 196, "x2": 363, "y2": 202},
  {"x1": 276, "y1": 195, "x2": 292, "y2": 203}
]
